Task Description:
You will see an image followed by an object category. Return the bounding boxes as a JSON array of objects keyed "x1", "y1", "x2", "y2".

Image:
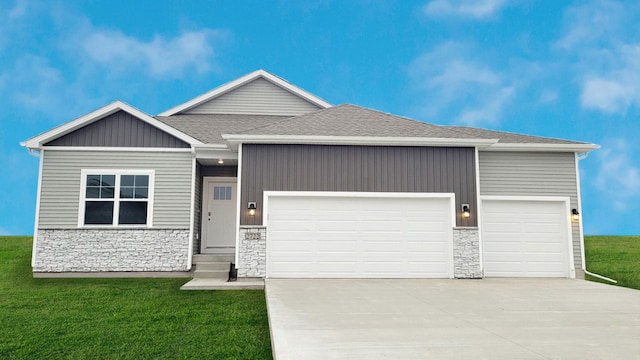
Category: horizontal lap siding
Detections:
[
  {"x1": 39, "y1": 150, "x2": 193, "y2": 228},
  {"x1": 241, "y1": 144, "x2": 477, "y2": 227},
  {"x1": 478, "y1": 152, "x2": 582, "y2": 269},
  {"x1": 185, "y1": 78, "x2": 322, "y2": 116}
]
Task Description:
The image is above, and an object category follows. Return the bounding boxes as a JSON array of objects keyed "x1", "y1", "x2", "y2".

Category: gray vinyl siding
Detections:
[
  {"x1": 184, "y1": 78, "x2": 323, "y2": 116},
  {"x1": 478, "y1": 151, "x2": 582, "y2": 269},
  {"x1": 38, "y1": 150, "x2": 193, "y2": 229},
  {"x1": 241, "y1": 144, "x2": 477, "y2": 227},
  {"x1": 193, "y1": 163, "x2": 202, "y2": 255},
  {"x1": 45, "y1": 111, "x2": 190, "y2": 148}
]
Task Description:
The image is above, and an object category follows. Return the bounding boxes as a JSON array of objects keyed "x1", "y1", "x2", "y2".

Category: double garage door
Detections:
[
  {"x1": 266, "y1": 193, "x2": 454, "y2": 278},
  {"x1": 264, "y1": 193, "x2": 573, "y2": 278}
]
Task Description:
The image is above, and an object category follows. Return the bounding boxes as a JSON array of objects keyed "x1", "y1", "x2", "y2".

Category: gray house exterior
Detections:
[{"x1": 22, "y1": 70, "x2": 597, "y2": 280}]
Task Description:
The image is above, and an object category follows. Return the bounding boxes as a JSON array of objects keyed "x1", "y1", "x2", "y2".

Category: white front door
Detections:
[{"x1": 201, "y1": 178, "x2": 237, "y2": 254}]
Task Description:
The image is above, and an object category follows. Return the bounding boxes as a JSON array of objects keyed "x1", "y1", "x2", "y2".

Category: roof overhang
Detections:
[
  {"x1": 222, "y1": 134, "x2": 499, "y2": 151},
  {"x1": 483, "y1": 143, "x2": 600, "y2": 153},
  {"x1": 158, "y1": 69, "x2": 333, "y2": 116},
  {"x1": 21, "y1": 101, "x2": 204, "y2": 151},
  {"x1": 191, "y1": 144, "x2": 238, "y2": 162}
]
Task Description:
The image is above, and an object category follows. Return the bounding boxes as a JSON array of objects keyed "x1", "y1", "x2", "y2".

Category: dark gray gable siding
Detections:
[
  {"x1": 241, "y1": 144, "x2": 477, "y2": 227},
  {"x1": 45, "y1": 110, "x2": 190, "y2": 148}
]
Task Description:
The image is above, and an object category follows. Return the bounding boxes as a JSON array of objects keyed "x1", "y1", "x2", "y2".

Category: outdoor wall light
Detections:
[
  {"x1": 462, "y1": 204, "x2": 471, "y2": 219},
  {"x1": 217, "y1": 159, "x2": 224, "y2": 165},
  {"x1": 248, "y1": 202, "x2": 257, "y2": 216},
  {"x1": 571, "y1": 208, "x2": 580, "y2": 221}
]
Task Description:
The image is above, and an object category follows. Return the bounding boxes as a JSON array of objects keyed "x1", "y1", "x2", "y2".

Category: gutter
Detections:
[
  {"x1": 576, "y1": 150, "x2": 617, "y2": 284},
  {"x1": 584, "y1": 270, "x2": 617, "y2": 283}
]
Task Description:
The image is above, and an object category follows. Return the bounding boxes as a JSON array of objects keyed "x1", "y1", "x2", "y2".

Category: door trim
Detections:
[{"x1": 201, "y1": 176, "x2": 238, "y2": 254}]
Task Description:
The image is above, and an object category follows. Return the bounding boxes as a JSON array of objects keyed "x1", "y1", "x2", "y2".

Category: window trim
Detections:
[{"x1": 78, "y1": 169, "x2": 155, "y2": 228}]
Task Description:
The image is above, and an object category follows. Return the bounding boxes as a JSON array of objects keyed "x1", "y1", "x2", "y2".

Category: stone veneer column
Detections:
[
  {"x1": 34, "y1": 229, "x2": 190, "y2": 272},
  {"x1": 452, "y1": 227, "x2": 482, "y2": 278},
  {"x1": 237, "y1": 226, "x2": 267, "y2": 278}
]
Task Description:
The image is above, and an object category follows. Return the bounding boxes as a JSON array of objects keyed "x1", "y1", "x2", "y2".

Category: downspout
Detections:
[{"x1": 576, "y1": 152, "x2": 617, "y2": 283}]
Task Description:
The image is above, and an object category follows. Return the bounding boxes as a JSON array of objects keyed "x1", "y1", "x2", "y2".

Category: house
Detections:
[{"x1": 22, "y1": 70, "x2": 598, "y2": 279}]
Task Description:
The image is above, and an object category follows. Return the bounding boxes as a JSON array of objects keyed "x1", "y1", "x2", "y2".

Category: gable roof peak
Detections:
[
  {"x1": 158, "y1": 69, "x2": 332, "y2": 116},
  {"x1": 21, "y1": 100, "x2": 202, "y2": 150}
]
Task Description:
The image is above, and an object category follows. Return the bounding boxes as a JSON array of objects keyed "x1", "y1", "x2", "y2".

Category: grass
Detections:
[
  {"x1": 584, "y1": 235, "x2": 640, "y2": 290},
  {"x1": 0, "y1": 236, "x2": 272, "y2": 359}
]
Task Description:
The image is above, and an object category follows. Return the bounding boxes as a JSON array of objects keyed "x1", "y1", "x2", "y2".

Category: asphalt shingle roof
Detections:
[
  {"x1": 156, "y1": 104, "x2": 589, "y2": 146},
  {"x1": 155, "y1": 114, "x2": 290, "y2": 144},
  {"x1": 233, "y1": 104, "x2": 477, "y2": 139}
]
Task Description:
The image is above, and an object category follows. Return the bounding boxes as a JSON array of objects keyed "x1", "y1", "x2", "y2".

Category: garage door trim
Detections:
[
  {"x1": 480, "y1": 195, "x2": 575, "y2": 278},
  {"x1": 263, "y1": 191, "x2": 456, "y2": 279}
]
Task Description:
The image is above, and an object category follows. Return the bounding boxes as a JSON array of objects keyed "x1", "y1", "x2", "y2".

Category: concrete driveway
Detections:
[{"x1": 265, "y1": 279, "x2": 640, "y2": 360}]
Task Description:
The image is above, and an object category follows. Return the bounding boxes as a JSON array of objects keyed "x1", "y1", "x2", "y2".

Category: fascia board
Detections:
[
  {"x1": 483, "y1": 143, "x2": 600, "y2": 152},
  {"x1": 221, "y1": 134, "x2": 498, "y2": 151},
  {"x1": 22, "y1": 101, "x2": 203, "y2": 150},
  {"x1": 158, "y1": 69, "x2": 332, "y2": 116}
]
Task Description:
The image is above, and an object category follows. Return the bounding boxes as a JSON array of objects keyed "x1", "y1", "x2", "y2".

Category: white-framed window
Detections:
[{"x1": 78, "y1": 169, "x2": 155, "y2": 227}]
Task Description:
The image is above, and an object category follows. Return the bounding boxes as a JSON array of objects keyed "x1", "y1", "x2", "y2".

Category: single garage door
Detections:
[
  {"x1": 481, "y1": 198, "x2": 571, "y2": 277},
  {"x1": 266, "y1": 193, "x2": 453, "y2": 278}
]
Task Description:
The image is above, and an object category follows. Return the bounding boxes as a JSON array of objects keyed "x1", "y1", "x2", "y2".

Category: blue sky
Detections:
[{"x1": 1, "y1": 0, "x2": 639, "y2": 235}]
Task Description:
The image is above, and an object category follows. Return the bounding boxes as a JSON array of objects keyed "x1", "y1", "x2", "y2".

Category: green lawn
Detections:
[
  {"x1": 0, "y1": 236, "x2": 272, "y2": 359},
  {"x1": 584, "y1": 236, "x2": 640, "y2": 290}
]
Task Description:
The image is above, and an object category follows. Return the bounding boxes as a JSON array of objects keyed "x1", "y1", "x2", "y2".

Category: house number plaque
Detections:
[{"x1": 245, "y1": 232, "x2": 261, "y2": 240}]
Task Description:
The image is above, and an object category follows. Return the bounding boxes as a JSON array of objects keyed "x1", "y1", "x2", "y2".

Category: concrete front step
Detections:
[
  {"x1": 196, "y1": 262, "x2": 230, "y2": 271},
  {"x1": 193, "y1": 269, "x2": 228, "y2": 279},
  {"x1": 181, "y1": 278, "x2": 264, "y2": 290},
  {"x1": 193, "y1": 254, "x2": 234, "y2": 263}
]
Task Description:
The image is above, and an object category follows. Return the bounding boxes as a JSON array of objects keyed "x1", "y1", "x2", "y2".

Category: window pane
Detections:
[
  {"x1": 84, "y1": 201, "x2": 114, "y2": 224},
  {"x1": 226, "y1": 186, "x2": 232, "y2": 200},
  {"x1": 101, "y1": 175, "x2": 115, "y2": 187},
  {"x1": 121, "y1": 175, "x2": 134, "y2": 186},
  {"x1": 119, "y1": 202, "x2": 147, "y2": 224},
  {"x1": 214, "y1": 186, "x2": 220, "y2": 200},
  {"x1": 101, "y1": 186, "x2": 115, "y2": 199},
  {"x1": 86, "y1": 187, "x2": 100, "y2": 198},
  {"x1": 135, "y1": 175, "x2": 149, "y2": 186},
  {"x1": 87, "y1": 175, "x2": 101, "y2": 186},
  {"x1": 120, "y1": 187, "x2": 134, "y2": 198},
  {"x1": 134, "y1": 187, "x2": 148, "y2": 199}
]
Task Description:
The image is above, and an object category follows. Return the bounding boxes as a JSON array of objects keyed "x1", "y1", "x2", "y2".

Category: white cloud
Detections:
[
  {"x1": 538, "y1": 89, "x2": 559, "y2": 104},
  {"x1": 408, "y1": 42, "x2": 515, "y2": 126},
  {"x1": 556, "y1": 1, "x2": 640, "y2": 114},
  {"x1": 423, "y1": 0, "x2": 509, "y2": 19},
  {"x1": 82, "y1": 28, "x2": 225, "y2": 78},
  {"x1": 594, "y1": 139, "x2": 640, "y2": 210},
  {"x1": 8, "y1": 0, "x2": 27, "y2": 18},
  {"x1": 579, "y1": 44, "x2": 640, "y2": 113},
  {"x1": 457, "y1": 86, "x2": 514, "y2": 125}
]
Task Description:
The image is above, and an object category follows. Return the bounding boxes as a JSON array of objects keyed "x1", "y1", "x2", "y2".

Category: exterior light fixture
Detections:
[
  {"x1": 571, "y1": 208, "x2": 580, "y2": 221},
  {"x1": 217, "y1": 159, "x2": 224, "y2": 165},
  {"x1": 248, "y1": 202, "x2": 257, "y2": 216},
  {"x1": 461, "y1": 204, "x2": 471, "y2": 219}
]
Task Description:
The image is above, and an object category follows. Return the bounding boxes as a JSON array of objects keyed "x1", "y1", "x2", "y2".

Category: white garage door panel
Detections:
[
  {"x1": 482, "y1": 199, "x2": 570, "y2": 277},
  {"x1": 267, "y1": 195, "x2": 452, "y2": 278}
]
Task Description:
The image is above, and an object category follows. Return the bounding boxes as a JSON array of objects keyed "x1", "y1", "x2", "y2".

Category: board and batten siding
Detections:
[
  {"x1": 478, "y1": 151, "x2": 582, "y2": 269},
  {"x1": 184, "y1": 78, "x2": 323, "y2": 116},
  {"x1": 38, "y1": 150, "x2": 193, "y2": 229},
  {"x1": 241, "y1": 144, "x2": 477, "y2": 227},
  {"x1": 45, "y1": 111, "x2": 190, "y2": 148}
]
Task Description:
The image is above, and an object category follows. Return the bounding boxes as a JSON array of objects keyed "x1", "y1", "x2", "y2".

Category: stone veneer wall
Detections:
[
  {"x1": 452, "y1": 227, "x2": 482, "y2": 278},
  {"x1": 237, "y1": 226, "x2": 266, "y2": 277},
  {"x1": 34, "y1": 229, "x2": 190, "y2": 272}
]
